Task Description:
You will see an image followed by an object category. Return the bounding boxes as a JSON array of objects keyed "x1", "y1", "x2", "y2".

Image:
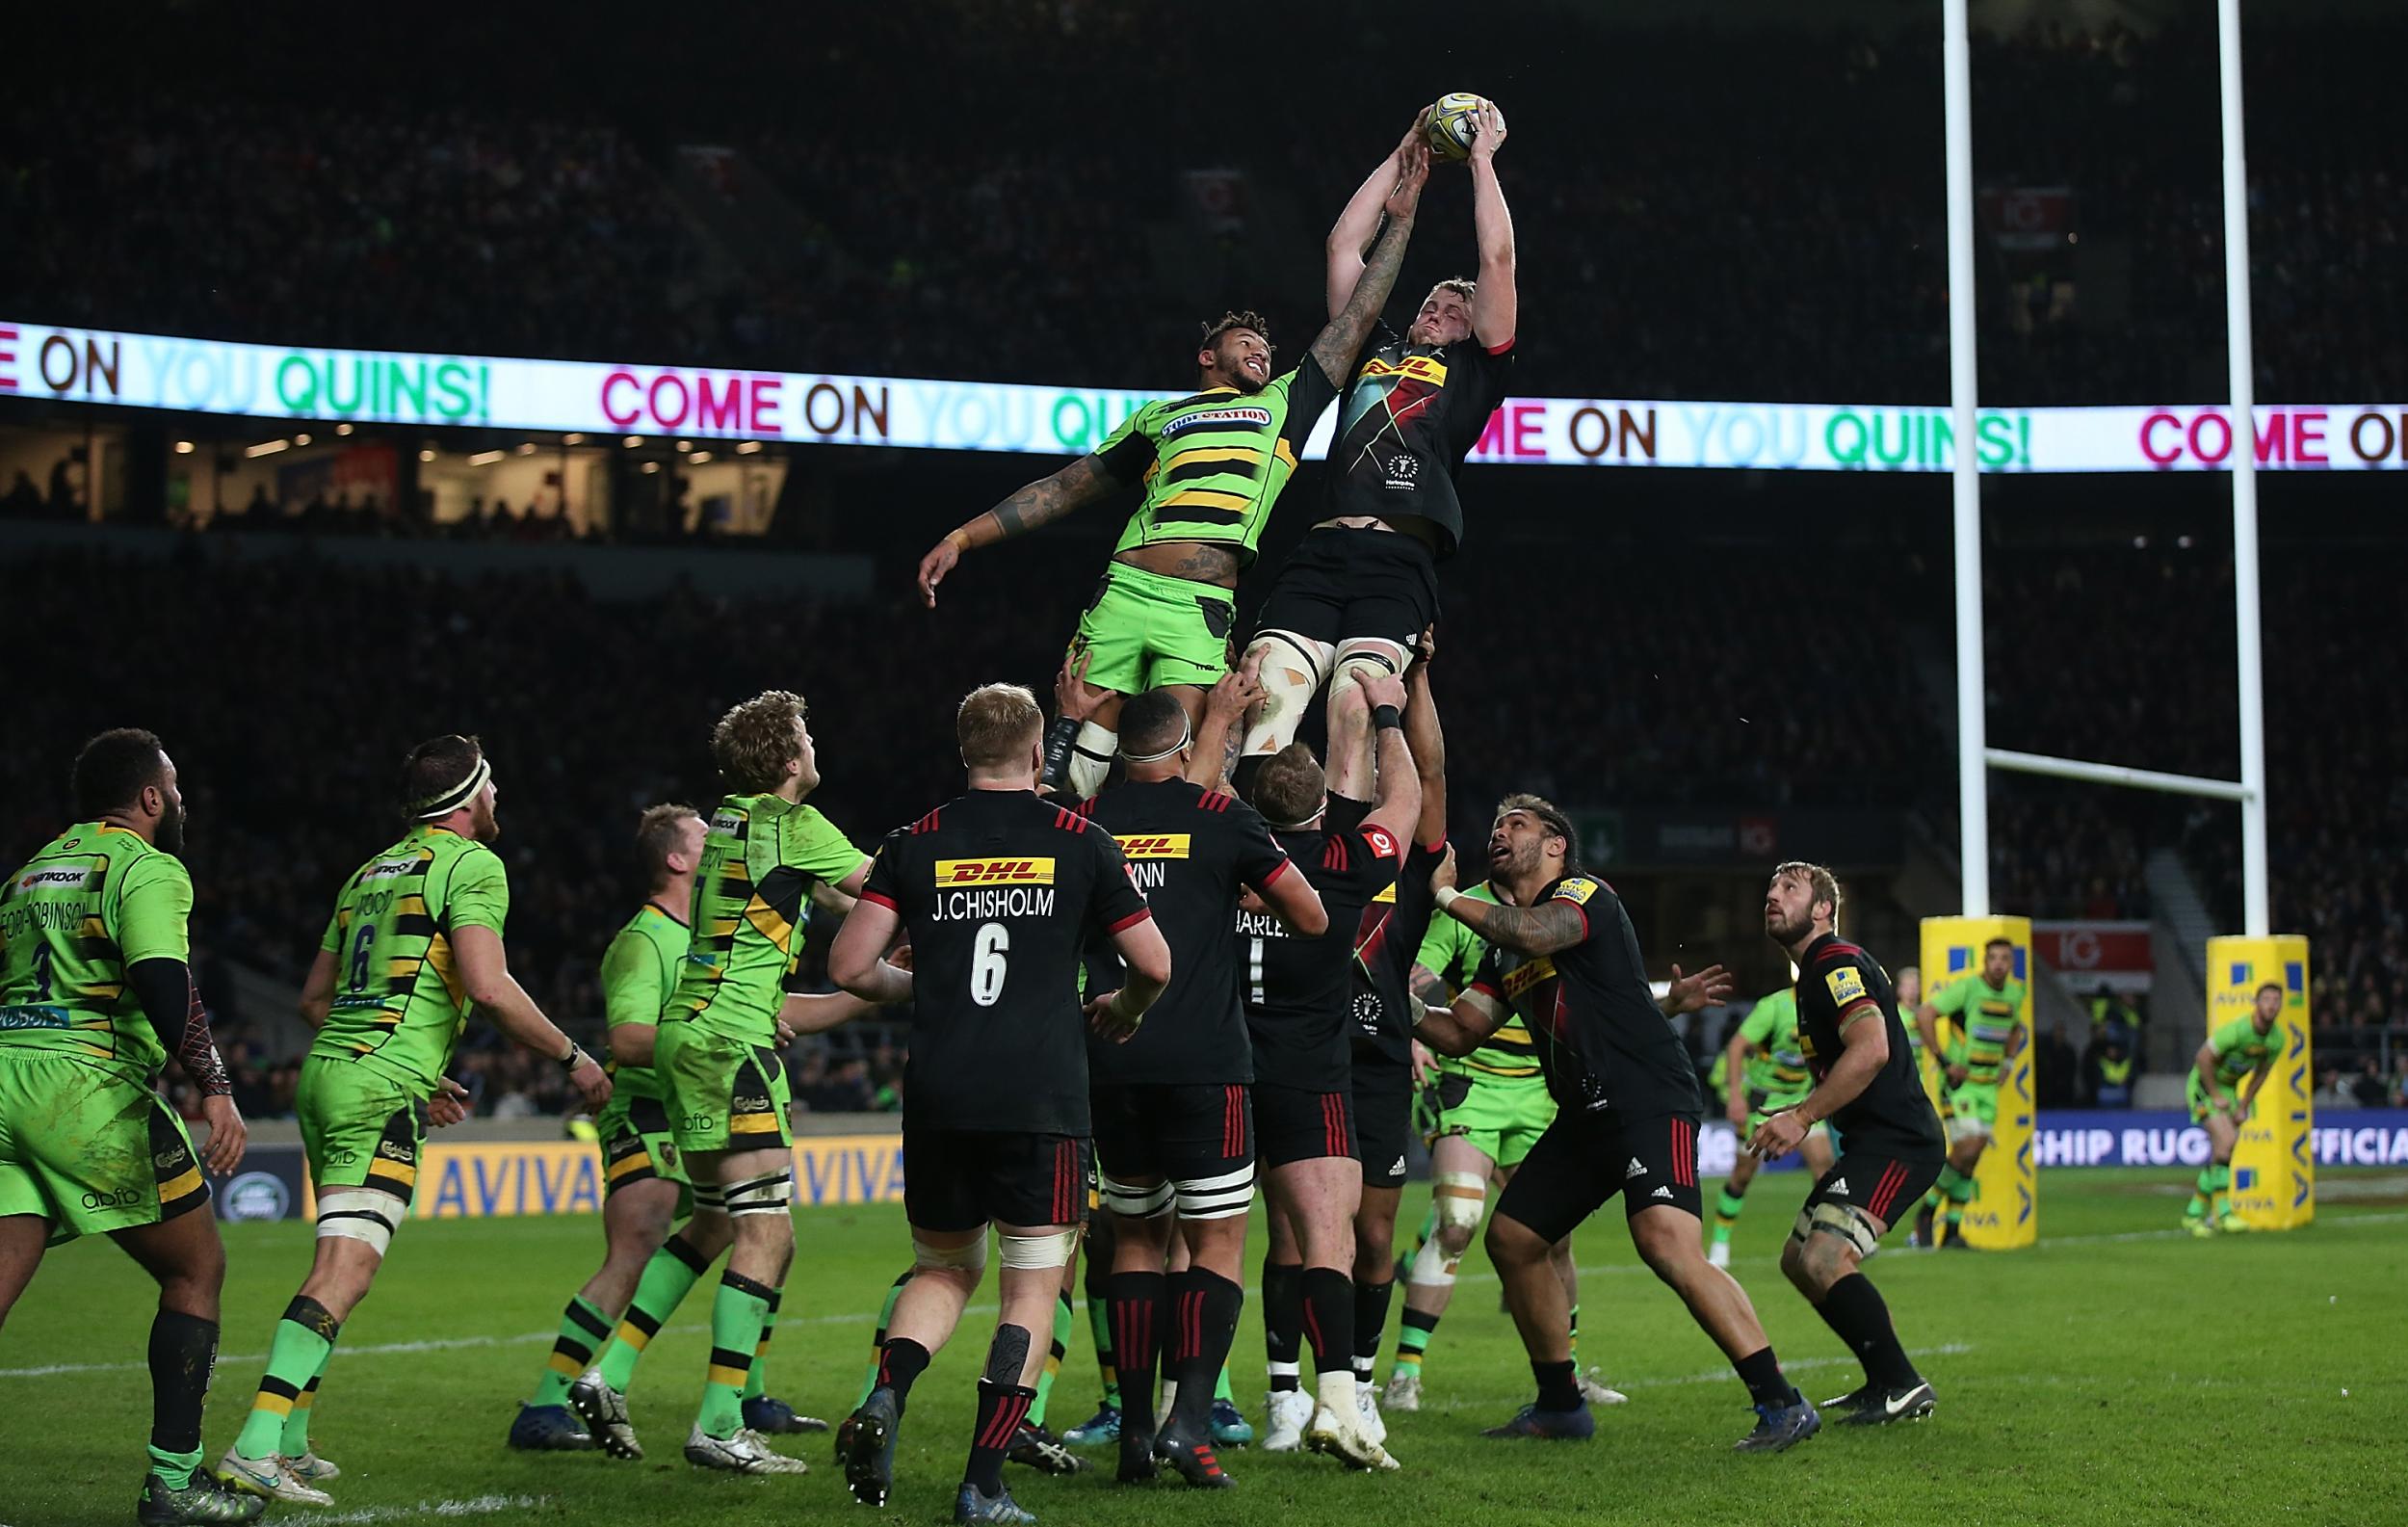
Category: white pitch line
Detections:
[
  {"x1": 313, "y1": 1494, "x2": 546, "y2": 1524},
  {"x1": 8, "y1": 1211, "x2": 2403, "y2": 1380},
  {"x1": 1420, "y1": 1342, "x2": 1976, "y2": 1410}
]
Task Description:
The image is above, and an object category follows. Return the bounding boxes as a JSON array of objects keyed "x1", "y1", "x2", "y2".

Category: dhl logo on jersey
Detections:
[
  {"x1": 1360, "y1": 354, "x2": 1450, "y2": 385},
  {"x1": 935, "y1": 857, "x2": 1057, "y2": 887},
  {"x1": 1117, "y1": 834, "x2": 1191, "y2": 861},
  {"x1": 1503, "y1": 958, "x2": 1557, "y2": 1000}
]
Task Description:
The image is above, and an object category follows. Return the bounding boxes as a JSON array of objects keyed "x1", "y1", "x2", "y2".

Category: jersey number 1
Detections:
[{"x1": 971, "y1": 922, "x2": 1009, "y2": 1008}]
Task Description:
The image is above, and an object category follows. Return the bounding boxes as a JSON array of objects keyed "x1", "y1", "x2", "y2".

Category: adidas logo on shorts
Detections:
[
  {"x1": 1827, "y1": 1177, "x2": 1849, "y2": 1197},
  {"x1": 1390, "y1": 1156, "x2": 1406, "y2": 1174},
  {"x1": 1651, "y1": 1185, "x2": 1674, "y2": 1199},
  {"x1": 1626, "y1": 1157, "x2": 1647, "y2": 1179}
]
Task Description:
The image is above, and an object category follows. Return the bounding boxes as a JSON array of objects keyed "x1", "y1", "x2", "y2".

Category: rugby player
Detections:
[
  {"x1": 914, "y1": 130, "x2": 1430, "y2": 797},
  {"x1": 1329, "y1": 635, "x2": 1450, "y2": 1446},
  {"x1": 1707, "y1": 983, "x2": 1836, "y2": 1270},
  {"x1": 1412, "y1": 799, "x2": 1819, "y2": 1451},
  {"x1": 828, "y1": 682, "x2": 1172, "y2": 1525},
  {"x1": 1238, "y1": 101, "x2": 1518, "y2": 776},
  {"x1": 539, "y1": 804, "x2": 877, "y2": 1458},
  {"x1": 1911, "y1": 938, "x2": 2027, "y2": 1249},
  {"x1": 0, "y1": 729, "x2": 262, "y2": 1525},
  {"x1": 647, "y1": 691, "x2": 875, "y2": 1474},
  {"x1": 1244, "y1": 673, "x2": 1419, "y2": 1469},
  {"x1": 1756, "y1": 863, "x2": 1944, "y2": 1424},
  {"x1": 220, "y1": 736, "x2": 612, "y2": 1503},
  {"x1": 1388, "y1": 883, "x2": 1621, "y2": 1412},
  {"x1": 1074, "y1": 686, "x2": 1327, "y2": 1486},
  {"x1": 2183, "y1": 982, "x2": 2283, "y2": 1236}
]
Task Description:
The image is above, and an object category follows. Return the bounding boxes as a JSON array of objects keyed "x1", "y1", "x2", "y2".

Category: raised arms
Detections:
[
  {"x1": 1465, "y1": 101, "x2": 1517, "y2": 347},
  {"x1": 1307, "y1": 145, "x2": 1429, "y2": 390},
  {"x1": 916, "y1": 453, "x2": 1125, "y2": 608},
  {"x1": 1327, "y1": 114, "x2": 1429, "y2": 317}
]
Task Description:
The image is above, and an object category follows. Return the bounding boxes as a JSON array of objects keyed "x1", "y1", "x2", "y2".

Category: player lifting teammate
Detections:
[
  {"x1": 1243, "y1": 674, "x2": 1419, "y2": 1469},
  {"x1": 1756, "y1": 863, "x2": 1944, "y2": 1424},
  {"x1": 914, "y1": 130, "x2": 1431, "y2": 797},
  {"x1": 0, "y1": 730, "x2": 261, "y2": 1525},
  {"x1": 1413, "y1": 799, "x2": 1822, "y2": 1451},
  {"x1": 221, "y1": 736, "x2": 612, "y2": 1504},
  {"x1": 536, "y1": 805, "x2": 877, "y2": 1458},
  {"x1": 2184, "y1": 982, "x2": 2284, "y2": 1236},
  {"x1": 642, "y1": 692, "x2": 877, "y2": 1475},
  {"x1": 1328, "y1": 634, "x2": 1450, "y2": 1446},
  {"x1": 1062, "y1": 684, "x2": 1328, "y2": 1487},
  {"x1": 1238, "y1": 101, "x2": 1517, "y2": 781},
  {"x1": 1911, "y1": 937, "x2": 2027, "y2": 1249},
  {"x1": 830, "y1": 682, "x2": 1171, "y2": 1524}
]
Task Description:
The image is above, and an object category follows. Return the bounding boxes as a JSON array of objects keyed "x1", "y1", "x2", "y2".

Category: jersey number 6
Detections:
[
  {"x1": 971, "y1": 921, "x2": 1010, "y2": 1008},
  {"x1": 348, "y1": 923, "x2": 378, "y2": 992}
]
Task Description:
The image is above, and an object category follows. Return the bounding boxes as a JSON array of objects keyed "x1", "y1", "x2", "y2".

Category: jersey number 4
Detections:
[{"x1": 971, "y1": 922, "x2": 1010, "y2": 1008}]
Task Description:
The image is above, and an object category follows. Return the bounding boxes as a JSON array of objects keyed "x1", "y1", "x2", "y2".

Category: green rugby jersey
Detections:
[
  {"x1": 0, "y1": 822, "x2": 191, "y2": 1082},
  {"x1": 665, "y1": 793, "x2": 866, "y2": 1048},
  {"x1": 1414, "y1": 883, "x2": 1543, "y2": 1085},
  {"x1": 1097, "y1": 368, "x2": 1338, "y2": 569},
  {"x1": 2204, "y1": 1015, "x2": 2282, "y2": 1090},
  {"x1": 600, "y1": 901, "x2": 688, "y2": 1102},
  {"x1": 1929, "y1": 972, "x2": 2025, "y2": 1088},
  {"x1": 311, "y1": 824, "x2": 510, "y2": 1092},
  {"x1": 1737, "y1": 987, "x2": 1811, "y2": 1099}
]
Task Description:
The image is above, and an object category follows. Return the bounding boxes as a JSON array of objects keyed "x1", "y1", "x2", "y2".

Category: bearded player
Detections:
[
  {"x1": 0, "y1": 729, "x2": 261, "y2": 1526},
  {"x1": 1412, "y1": 800, "x2": 1816, "y2": 1451},
  {"x1": 914, "y1": 132, "x2": 1429, "y2": 797},
  {"x1": 1756, "y1": 863, "x2": 1943, "y2": 1425},
  {"x1": 1238, "y1": 100, "x2": 1517, "y2": 781},
  {"x1": 221, "y1": 737, "x2": 612, "y2": 1503}
]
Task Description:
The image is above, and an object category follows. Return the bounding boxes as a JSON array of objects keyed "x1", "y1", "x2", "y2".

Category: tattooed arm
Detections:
[
  {"x1": 1305, "y1": 142, "x2": 1430, "y2": 390},
  {"x1": 916, "y1": 454, "x2": 1124, "y2": 607},
  {"x1": 1440, "y1": 895, "x2": 1589, "y2": 958}
]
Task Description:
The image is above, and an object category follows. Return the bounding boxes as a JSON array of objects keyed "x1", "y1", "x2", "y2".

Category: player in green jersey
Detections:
[
  {"x1": 1910, "y1": 939, "x2": 2026, "y2": 1250},
  {"x1": 2184, "y1": 983, "x2": 2284, "y2": 1236},
  {"x1": 220, "y1": 736, "x2": 611, "y2": 1505},
  {"x1": 1383, "y1": 877, "x2": 1620, "y2": 1414},
  {"x1": 648, "y1": 690, "x2": 882, "y2": 1476},
  {"x1": 0, "y1": 728, "x2": 263, "y2": 1526},
  {"x1": 560, "y1": 801, "x2": 883, "y2": 1461},
  {"x1": 1707, "y1": 986, "x2": 1837, "y2": 1269},
  {"x1": 914, "y1": 124, "x2": 1430, "y2": 798},
  {"x1": 1895, "y1": 966, "x2": 1946, "y2": 1116}
]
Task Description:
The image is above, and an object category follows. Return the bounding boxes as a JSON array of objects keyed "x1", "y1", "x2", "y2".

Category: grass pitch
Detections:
[{"x1": 2, "y1": 1169, "x2": 2400, "y2": 1527}]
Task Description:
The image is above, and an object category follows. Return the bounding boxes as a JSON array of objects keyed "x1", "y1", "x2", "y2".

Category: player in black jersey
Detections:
[
  {"x1": 1243, "y1": 673, "x2": 1419, "y2": 1471},
  {"x1": 1412, "y1": 796, "x2": 1822, "y2": 1454},
  {"x1": 1067, "y1": 689, "x2": 1328, "y2": 1488},
  {"x1": 1240, "y1": 101, "x2": 1518, "y2": 777},
  {"x1": 828, "y1": 683, "x2": 1172, "y2": 1526},
  {"x1": 1329, "y1": 633, "x2": 1449, "y2": 1446},
  {"x1": 1757, "y1": 862, "x2": 1945, "y2": 1426}
]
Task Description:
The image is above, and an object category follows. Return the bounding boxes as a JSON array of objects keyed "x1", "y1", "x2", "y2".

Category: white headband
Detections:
[{"x1": 410, "y1": 755, "x2": 491, "y2": 820}]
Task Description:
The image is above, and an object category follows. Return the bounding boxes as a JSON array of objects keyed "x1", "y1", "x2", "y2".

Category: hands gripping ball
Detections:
[{"x1": 1425, "y1": 92, "x2": 1486, "y2": 161}]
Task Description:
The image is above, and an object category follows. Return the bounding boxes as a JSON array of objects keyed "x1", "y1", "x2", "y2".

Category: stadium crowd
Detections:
[{"x1": 6, "y1": 12, "x2": 2403, "y2": 402}]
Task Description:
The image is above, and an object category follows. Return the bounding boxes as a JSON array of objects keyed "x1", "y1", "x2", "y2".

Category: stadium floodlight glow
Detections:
[
  {"x1": 515, "y1": 441, "x2": 537, "y2": 455},
  {"x1": 243, "y1": 438, "x2": 289, "y2": 458},
  {"x1": 335, "y1": 422, "x2": 353, "y2": 435},
  {"x1": 622, "y1": 434, "x2": 641, "y2": 447},
  {"x1": 173, "y1": 439, "x2": 194, "y2": 454},
  {"x1": 735, "y1": 440, "x2": 762, "y2": 454},
  {"x1": 675, "y1": 439, "x2": 692, "y2": 451},
  {"x1": 640, "y1": 461, "x2": 659, "y2": 474},
  {"x1": 293, "y1": 433, "x2": 310, "y2": 446},
  {"x1": 467, "y1": 449, "x2": 506, "y2": 466},
  {"x1": 690, "y1": 450, "x2": 713, "y2": 463},
  {"x1": 418, "y1": 448, "x2": 436, "y2": 462},
  {"x1": 563, "y1": 432, "x2": 585, "y2": 444}
]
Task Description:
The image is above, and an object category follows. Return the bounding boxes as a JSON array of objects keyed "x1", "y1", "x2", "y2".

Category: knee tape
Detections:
[
  {"x1": 724, "y1": 1169, "x2": 794, "y2": 1218},
  {"x1": 998, "y1": 1228, "x2": 1080, "y2": 1271},
  {"x1": 1100, "y1": 1172, "x2": 1174, "y2": 1220},
  {"x1": 1068, "y1": 723, "x2": 1117, "y2": 799},
  {"x1": 316, "y1": 1189, "x2": 404, "y2": 1255},
  {"x1": 691, "y1": 1182, "x2": 728, "y2": 1216},
  {"x1": 913, "y1": 1234, "x2": 990, "y2": 1273},
  {"x1": 1242, "y1": 631, "x2": 1331, "y2": 756},
  {"x1": 1326, "y1": 641, "x2": 1404, "y2": 706},
  {"x1": 1172, "y1": 1163, "x2": 1255, "y2": 1222},
  {"x1": 1790, "y1": 1199, "x2": 1881, "y2": 1258},
  {"x1": 1432, "y1": 1172, "x2": 1487, "y2": 1237}
]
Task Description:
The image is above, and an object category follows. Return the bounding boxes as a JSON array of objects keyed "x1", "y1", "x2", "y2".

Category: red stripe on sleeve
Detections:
[
  {"x1": 858, "y1": 889, "x2": 899, "y2": 911},
  {"x1": 1105, "y1": 908, "x2": 1153, "y2": 935}
]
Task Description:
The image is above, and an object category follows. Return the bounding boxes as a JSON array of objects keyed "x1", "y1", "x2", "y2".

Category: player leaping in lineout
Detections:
[
  {"x1": 914, "y1": 127, "x2": 1431, "y2": 799},
  {"x1": 1236, "y1": 100, "x2": 1516, "y2": 791}
]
